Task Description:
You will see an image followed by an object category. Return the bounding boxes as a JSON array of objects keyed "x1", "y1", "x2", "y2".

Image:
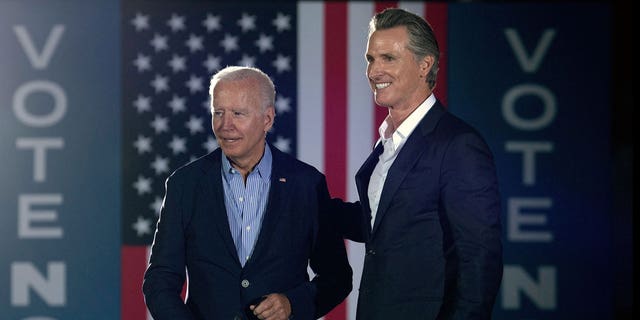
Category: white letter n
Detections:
[{"x1": 11, "y1": 261, "x2": 66, "y2": 306}]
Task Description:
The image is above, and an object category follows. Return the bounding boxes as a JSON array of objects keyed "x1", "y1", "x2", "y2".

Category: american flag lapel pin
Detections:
[{"x1": 279, "y1": 177, "x2": 286, "y2": 183}]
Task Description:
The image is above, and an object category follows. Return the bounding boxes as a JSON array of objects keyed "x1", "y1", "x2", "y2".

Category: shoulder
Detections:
[
  {"x1": 424, "y1": 103, "x2": 493, "y2": 155},
  {"x1": 270, "y1": 146, "x2": 323, "y2": 180},
  {"x1": 417, "y1": 101, "x2": 482, "y2": 140},
  {"x1": 435, "y1": 111, "x2": 495, "y2": 160},
  {"x1": 438, "y1": 109, "x2": 479, "y2": 136},
  {"x1": 428, "y1": 107, "x2": 488, "y2": 148},
  {"x1": 166, "y1": 149, "x2": 220, "y2": 185}
]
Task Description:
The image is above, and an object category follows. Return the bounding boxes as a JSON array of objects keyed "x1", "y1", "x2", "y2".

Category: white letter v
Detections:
[
  {"x1": 13, "y1": 24, "x2": 65, "y2": 70},
  {"x1": 504, "y1": 28, "x2": 556, "y2": 74}
]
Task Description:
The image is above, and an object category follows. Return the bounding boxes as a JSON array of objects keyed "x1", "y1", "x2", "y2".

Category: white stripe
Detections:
[
  {"x1": 347, "y1": 1, "x2": 374, "y2": 202},
  {"x1": 298, "y1": 3, "x2": 328, "y2": 319},
  {"x1": 297, "y1": 2, "x2": 325, "y2": 171},
  {"x1": 346, "y1": 2, "x2": 374, "y2": 319}
]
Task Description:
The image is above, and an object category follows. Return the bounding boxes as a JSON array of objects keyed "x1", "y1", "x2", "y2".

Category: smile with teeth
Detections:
[{"x1": 375, "y1": 82, "x2": 391, "y2": 89}]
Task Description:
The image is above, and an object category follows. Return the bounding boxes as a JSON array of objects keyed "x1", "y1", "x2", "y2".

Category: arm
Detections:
[
  {"x1": 260, "y1": 175, "x2": 352, "y2": 320},
  {"x1": 311, "y1": 176, "x2": 354, "y2": 318},
  {"x1": 330, "y1": 198, "x2": 366, "y2": 242},
  {"x1": 441, "y1": 132, "x2": 503, "y2": 319},
  {"x1": 142, "y1": 175, "x2": 195, "y2": 320}
]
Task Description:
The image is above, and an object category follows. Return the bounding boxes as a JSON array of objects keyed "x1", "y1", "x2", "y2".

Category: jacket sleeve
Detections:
[
  {"x1": 142, "y1": 174, "x2": 195, "y2": 320},
  {"x1": 441, "y1": 132, "x2": 503, "y2": 320},
  {"x1": 310, "y1": 175, "x2": 353, "y2": 318},
  {"x1": 330, "y1": 198, "x2": 367, "y2": 243}
]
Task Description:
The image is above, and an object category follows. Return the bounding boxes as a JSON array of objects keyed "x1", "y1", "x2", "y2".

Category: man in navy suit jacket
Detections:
[
  {"x1": 334, "y1": 8, "x2": 502, "y2": 319},
  {"x1": 143, "y1": 66, "x2": 352, "y2": 320}
]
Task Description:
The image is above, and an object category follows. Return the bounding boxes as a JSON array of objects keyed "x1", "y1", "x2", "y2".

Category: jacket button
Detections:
[
  {"x1": 241, "y1": 279, "x2": 250, "y2": 288},
  {"x1": 367, "y1": 249, "x2": 376, "y2": 255}
]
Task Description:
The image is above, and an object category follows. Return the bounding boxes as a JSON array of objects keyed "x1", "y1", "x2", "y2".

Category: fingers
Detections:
[{"x1": 252, "y1": 293, "x2": 291, "y2": 320}]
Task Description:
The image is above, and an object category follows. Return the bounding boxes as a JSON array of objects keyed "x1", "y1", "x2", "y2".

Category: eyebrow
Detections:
[{"x1": 365, "y1": 52, "x2": 395, "y2": 60}]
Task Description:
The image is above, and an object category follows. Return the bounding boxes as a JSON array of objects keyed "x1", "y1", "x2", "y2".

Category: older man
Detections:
[{"x1": 144, "y1": 66, "x2": 352, "y2": 320}]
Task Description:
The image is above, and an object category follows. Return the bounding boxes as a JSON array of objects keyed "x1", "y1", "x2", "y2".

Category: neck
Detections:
[
  {"x1": 386, "y1": 92, "x2": 431, "y2": 131},
  {"x1": 228, "y1": 146, "x2": 265, "y2": 183},
  {"x1": 387, "y1": 104, "x2": 416, "y2": 132}
]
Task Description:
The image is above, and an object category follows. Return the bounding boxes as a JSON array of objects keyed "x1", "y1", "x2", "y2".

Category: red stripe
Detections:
[
  {"x1": 122, "y1": 245, "x2": 149, "y2": 320},
  {"x1": 426, "y1": 2, "x2": 449, "y2": 106},
  {"x1": 323, "y1": 3, "x2": 348, "y2": 319},
  {"x1": 323, "y1": 2, "x2": 348, "y2": 200},
  {"x1": 372, "y1": 2, "x2": 398, "y2": 141}
]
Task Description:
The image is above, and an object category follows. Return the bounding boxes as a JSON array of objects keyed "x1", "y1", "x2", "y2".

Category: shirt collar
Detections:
[
  {"x1": 378, "y1": 94, "x2": 436, "y2": 150},
  {"x1": 221, "y1": 143, "x2": 272, "y2": 183}
]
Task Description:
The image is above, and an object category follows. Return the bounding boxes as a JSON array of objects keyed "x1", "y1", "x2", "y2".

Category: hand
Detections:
[{"x1": 250, "y1": 293, "x2": 291, "y2": 320}]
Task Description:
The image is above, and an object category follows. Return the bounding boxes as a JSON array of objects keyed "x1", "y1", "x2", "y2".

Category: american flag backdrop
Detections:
[{"x1": 120, "y1": 1, "x2": 447, "y2": 319}]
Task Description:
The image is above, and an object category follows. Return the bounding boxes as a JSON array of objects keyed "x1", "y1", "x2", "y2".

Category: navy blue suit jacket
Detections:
[
  {"x1": 143, "y1": 146, "x2": 352, "y2": 320},
  {"x1": 341, "y1": 102, "x2": 502, "y2": 319}
]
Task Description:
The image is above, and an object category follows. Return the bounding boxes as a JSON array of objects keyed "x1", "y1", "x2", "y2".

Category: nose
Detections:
[
  {"x1": 214, "y1": 112, "x2": 234, "y2": 132},
  {"x1": 367, "y1": 60, "x2": 382, "y2": 80}
]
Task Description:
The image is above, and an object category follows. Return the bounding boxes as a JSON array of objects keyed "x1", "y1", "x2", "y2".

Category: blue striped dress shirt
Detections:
[{"x1": 221, "y1": 144, "x2": 272, "y2": 267}]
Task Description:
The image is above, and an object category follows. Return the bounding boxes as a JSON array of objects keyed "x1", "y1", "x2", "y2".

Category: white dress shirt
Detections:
[{"x1": 368, "y1": 94, "x2": 436, "y2": 228}]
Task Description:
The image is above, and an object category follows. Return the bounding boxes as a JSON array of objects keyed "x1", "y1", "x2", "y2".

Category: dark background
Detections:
[{"x1": 611, "y1": 0, "x2": 633, "y2": 318}]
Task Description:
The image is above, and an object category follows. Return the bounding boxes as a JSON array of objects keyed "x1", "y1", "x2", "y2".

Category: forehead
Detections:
[
  {"x1": 367, "y1": 26, "x2": 409, "y2": 51},
  {"x1": 212, "y1": 79, "x2": 260, "y2": 107}
]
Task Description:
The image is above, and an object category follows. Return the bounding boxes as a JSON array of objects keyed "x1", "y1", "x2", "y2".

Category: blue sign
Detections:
[
  {"x1": 448, "y1": 3, "x2": 612, "y2": 319},
  {"x1": 0, "y1": 1, "x2": 120, "y2": 318}
]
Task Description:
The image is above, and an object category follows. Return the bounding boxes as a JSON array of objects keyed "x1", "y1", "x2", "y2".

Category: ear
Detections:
[
  {"x1": 264, "y1": 107, "x2": 275, "y2": 132},
  {"x1": 420, "y1": 55, "x2": 434, "y2": 78}
]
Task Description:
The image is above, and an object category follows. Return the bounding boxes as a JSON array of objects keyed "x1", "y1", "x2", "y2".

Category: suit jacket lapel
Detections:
[
  {"x1": 355, "y1": 143, "x2": 384, "y2": 235},
  {"x1": 244, "y1": 147, "x2": 289, "y2": 269},
  {"x1": 370, "y1": 102, "x2": 447, "y2": 235},
  {"x1": 200, "y1": 150, "x2": 241, "y2": 265}
]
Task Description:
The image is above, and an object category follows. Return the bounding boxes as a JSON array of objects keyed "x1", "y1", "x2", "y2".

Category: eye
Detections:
[
  {"x1": 212, "y1": 110, "x2": 223, "y2": 117},
  {"x1": 232, "y1": 110, "x2": 248, "y2": 118}
]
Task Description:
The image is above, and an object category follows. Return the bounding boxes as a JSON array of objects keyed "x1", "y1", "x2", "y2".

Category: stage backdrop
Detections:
[{"x1": 1, "y1": 1, "x2": 612, "y2": 319}]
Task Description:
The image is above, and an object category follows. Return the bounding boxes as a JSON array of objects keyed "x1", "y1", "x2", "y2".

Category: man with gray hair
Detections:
[
  {"x1": 144, "y1": 66, "x2": 352, "y2": 320},
  {"x1": 333, "y1": 8, "x2": 503, "y2": 319}
]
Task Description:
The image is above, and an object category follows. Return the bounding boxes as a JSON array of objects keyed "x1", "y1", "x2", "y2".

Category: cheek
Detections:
[
  {"x1": 366, "y1": 65, "x2": 371, "y2": 75},
  {"x1": 240, "y1": 121, "x2": 260, "y2": 136}
]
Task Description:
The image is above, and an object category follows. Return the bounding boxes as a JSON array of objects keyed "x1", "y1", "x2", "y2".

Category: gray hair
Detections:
[
  {"x1": 369, "y1": 8, "x2": 440, "y2": 89},
  {"x1": 209, "y1": 66, "x2": 276, "y2": 111}
]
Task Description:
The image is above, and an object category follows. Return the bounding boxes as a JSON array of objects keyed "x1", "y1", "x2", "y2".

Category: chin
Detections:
[
  {"x1": 374, "y1": 99, "x2": 391, "y2": 108},
  {"x1": 374, "y1": 94, "x2": 390, "y2": 106},
  {"x1": 219, "y1": 145, "x2": 238, "y2": 155}
]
